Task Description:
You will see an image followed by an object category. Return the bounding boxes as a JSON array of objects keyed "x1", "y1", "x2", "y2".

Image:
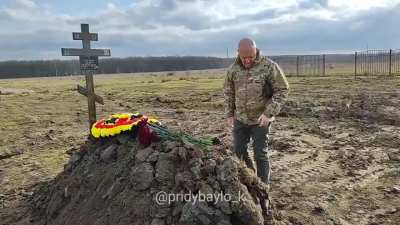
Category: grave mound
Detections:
[{"x1": 30, "y1": 125, "x2": 277, "y2": 225}]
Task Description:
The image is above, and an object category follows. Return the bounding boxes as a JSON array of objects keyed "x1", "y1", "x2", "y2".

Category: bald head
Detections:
[
  {"x1": 238, "y1": 38, "x2": 258, "y2": 69},
  {"x1": 238, "y1": 38, "x2": 256, "y2": 50}
]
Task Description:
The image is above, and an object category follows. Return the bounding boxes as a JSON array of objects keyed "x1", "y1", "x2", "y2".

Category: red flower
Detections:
[{"x1": 138, "y1": 118, "x2": 160, "y2": 147}]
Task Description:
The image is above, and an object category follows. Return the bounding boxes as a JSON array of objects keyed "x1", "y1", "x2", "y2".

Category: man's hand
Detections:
[
  {"x1": 227, "y1": 116, "x2": 234, "y2": 128},
  {"x1": 257, "y1": 114, "x2": 275, "y2": 127}
]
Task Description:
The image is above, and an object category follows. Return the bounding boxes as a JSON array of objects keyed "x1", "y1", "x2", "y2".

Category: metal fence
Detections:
[
  {"x1": 355, "y1": 49, "x2": 400, "y2": 76},
  {"x1": 268, "y1": 49, "x2": 400, "y2": 77},
  {"x1": 271, "y1": 55, "x2": 325, "y2": 76}
]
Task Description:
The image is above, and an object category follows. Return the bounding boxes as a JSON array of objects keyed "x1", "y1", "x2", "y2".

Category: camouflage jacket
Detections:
[{"x1": 223, "y1": 53, "x2": 289, "y2": 124}]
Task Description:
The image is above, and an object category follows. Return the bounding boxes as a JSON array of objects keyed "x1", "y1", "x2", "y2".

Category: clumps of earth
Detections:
[
  {"x1": 29, "y1": 132, "x2": 282, "y2": 225},
  {"x1": 281, "y1": 93, "x2": 400, "y2": 125}
]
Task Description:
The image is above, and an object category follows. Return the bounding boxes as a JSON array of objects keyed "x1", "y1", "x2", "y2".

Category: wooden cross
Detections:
[{"x1": 61, "y1": 24, "x2": 111, "y2": 130}]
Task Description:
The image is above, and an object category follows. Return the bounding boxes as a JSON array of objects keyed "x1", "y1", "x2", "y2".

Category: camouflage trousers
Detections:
[{"x1": 233, "y1": 119, "x2": 271, "y2": 184}]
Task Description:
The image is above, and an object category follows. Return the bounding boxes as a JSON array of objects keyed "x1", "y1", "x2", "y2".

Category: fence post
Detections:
[
  {"x1": 296, "y1": 56, "x2": 299, "y2": 76},
  {"x1": 354, "y1": 52, "x2": 357, "y2": 79},
  {"x1": 389, "y1": 49, "x2": 392, "y2": 76},
  {"x1": 322, "y1": 54, "x2": 326, "y2": 76}
]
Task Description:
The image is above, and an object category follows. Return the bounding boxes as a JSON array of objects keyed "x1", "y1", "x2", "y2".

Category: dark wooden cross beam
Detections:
[{"x1": 61, "y1": 24, "x2": 111, "y2": 130}]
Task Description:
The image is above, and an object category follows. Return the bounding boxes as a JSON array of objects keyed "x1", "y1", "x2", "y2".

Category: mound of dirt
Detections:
[{"x1": 29, "y1": 132, "x2": 278, "y2": 225}]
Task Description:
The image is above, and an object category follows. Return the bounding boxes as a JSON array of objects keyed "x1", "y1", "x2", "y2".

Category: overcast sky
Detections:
[{"x1": 0, "y1": 0, "x2": 399, "y2": 60}]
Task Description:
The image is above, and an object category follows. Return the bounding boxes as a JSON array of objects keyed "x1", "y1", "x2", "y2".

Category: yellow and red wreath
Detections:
[{"x1": 91, "y1": 113, "x2": 160, "y2": 138}]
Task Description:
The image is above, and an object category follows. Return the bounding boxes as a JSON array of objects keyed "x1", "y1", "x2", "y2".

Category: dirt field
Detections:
[{"x1": 0, "y1": 70, "x2": 399, "y2": 225}]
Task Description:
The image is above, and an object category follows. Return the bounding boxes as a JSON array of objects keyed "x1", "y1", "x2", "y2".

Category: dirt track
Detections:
[{"x1": 0, "y1": 72, "x2": 399, "y2": 224}]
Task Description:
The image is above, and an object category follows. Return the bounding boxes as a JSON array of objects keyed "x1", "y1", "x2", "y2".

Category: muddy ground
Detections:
[{"x1": 0, "y1": 70, "x2": 399, "y2": 225}]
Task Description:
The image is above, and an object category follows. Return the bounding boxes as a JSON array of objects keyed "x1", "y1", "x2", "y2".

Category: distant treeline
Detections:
[{"x1": 0, "y1": 56, "x2": 234, "y2": 79}]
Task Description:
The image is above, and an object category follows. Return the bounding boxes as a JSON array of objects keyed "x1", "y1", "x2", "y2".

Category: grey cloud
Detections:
[
  {"x1": 0, "y1": 9, "x2": 13, "y2": 21},
  {"x1": 1, "y1": 0, "x2": 400, "y2": 60},
  {"x1": 253, "y1": 3, "x2": 400, "y2": 53},
  {"x1": 125, "y1": 3, "x2": 213, "y2": 31},
  {"x1": 298, "y1": 0, "x2": 328, "y2": 9},
  {"x1": 159, "y1": 0, "x2": 178, "y2": 10},
  {"x1": 212, "y1": 8, "x2": 279, "y2": 29},
  {"x1": 13, "y1": 0, "x2": 37, "y2": 9},
  {"x1": 106, "y1": 3, "x2": 400, "y2": 56},
  {"x1": 66, "y1": 17, "x2": 101, "y2": 27}
]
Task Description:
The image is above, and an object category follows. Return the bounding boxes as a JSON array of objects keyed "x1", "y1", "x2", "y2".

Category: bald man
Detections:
[{"x1": 223, "y1": 38, "x2": 289, "y2": 185}]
